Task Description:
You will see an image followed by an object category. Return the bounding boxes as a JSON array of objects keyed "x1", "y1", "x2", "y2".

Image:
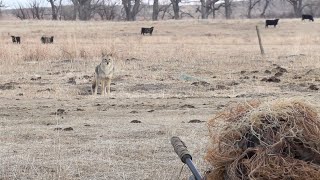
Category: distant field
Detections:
[{"x1": 0, "y1": 19, "x2": 320, "y2": 179}]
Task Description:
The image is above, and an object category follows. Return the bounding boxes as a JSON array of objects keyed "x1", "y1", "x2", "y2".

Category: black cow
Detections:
[
  {"x1": 41, "y1": 36, "x2": 54, "y2": 44},
  {"x1": 141, "y1": 27, "x2": 154, "y2": 35},
  {"x1": 302, "y1": 14, "x2": 314, "y2": 22},
  {"x1": 11, "y1": 36, "x2": 21, "y2": 44},
  {"x1": 265, "y1": 19, "x2": 279, "y2": 28}
]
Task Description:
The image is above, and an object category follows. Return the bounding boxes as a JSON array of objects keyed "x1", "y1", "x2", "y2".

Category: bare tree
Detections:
[
  {"x1": 284, "y1": 0, "x2": 306, "y2": 17},
  {"x1": 71, "y1": 0, "x2": 102, "y2": 20},
  {"x1": 159, "y1": 3, "x2": 172, "y2": 19},
  {"x1": 14, "y1": 4, "x2": 30, "y2": 20},
  {"x1": 170, "y1": 0, "x2": 180, "y2": 19},
  {"x1": 198, "y1": 0, "x2": 223, "y2": 19},
  {"x1": 152, "y1": 0, "x2": 159, "y2": 20},
  {"x1": 28, "y1": 0, "x2": 45, "y2": 19},
  {"x1": 0, "y1": 0, "x2": 5, "y2": 16},
  {"x1": 122, "y1": 0, "x2": 141, "y2": 21},
  {"x1": 47, "y1": 0, "x2": 63, "y2": 20},
  {"x1": 97, "y1": 0, "x2": 118, "y2": 20},
  {"x1": 246, "y1": 0, "x2": 262, "y2": 18},
  {"x1": 260, "y1": 0, "x2": 272, "y2": 17},
  {"x1": 222, "y1": 0, "x2": 232, "y2": 19},
  {"x1": 302, "y1": 1, "x2": 320, "y2": 16}
]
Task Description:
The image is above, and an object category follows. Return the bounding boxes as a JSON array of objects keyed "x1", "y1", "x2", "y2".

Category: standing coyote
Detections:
[{"x1": 92, "y1": 54, "x2": 115, "y2": 96}]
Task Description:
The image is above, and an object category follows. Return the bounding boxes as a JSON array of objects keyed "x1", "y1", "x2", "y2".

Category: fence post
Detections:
[{"x1": 256, "y1": 25, "x2": 265, "y2": 55}]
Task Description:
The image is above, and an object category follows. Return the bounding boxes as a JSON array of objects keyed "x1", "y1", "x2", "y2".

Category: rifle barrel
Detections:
[{"x1": 186, "y1": 158, "x2": 202, "y2": 180}]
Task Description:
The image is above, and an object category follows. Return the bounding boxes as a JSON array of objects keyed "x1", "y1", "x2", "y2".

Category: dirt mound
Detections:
[{"x1": 206, "y1": 99, "x2": 320, "y2": 180}]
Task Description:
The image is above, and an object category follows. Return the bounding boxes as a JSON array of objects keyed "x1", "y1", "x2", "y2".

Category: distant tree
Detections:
[
  {"x1": 0, "y1": 0, "x2": 5, "y2": 16},
  {"x1": 246, "y1": 0, "x2": 263, "y2": 18},
  {"x1": 14, "y1": 4, "x2": 30, "y2": 20},
  {"x1": 284, "y1": 0, "x2": 306, "y2": 17},
  {"x1": 170, "y1": 0, "x2": 181, "y2": 19},
  {"x1": 0, "y1": 0, "x2": 4, "y2": 9},
  {"x1": 71, "y1": 0, "x2": 101, "y2": 20},
  {"x1": 198, "y1": 0, "x2": 223, "y2": 19},
  {"x1": 159, "y1": 2, "x2": 172, "y2": 20},
  {"x1": 122, "y1": 0, "x2": 141, "y2": 21},
  {"x1": 96, "y1": 0, "x2": 118, "y2": 20},
  {"x1": 47, "y1": 0, "x2": 63, "y2": 20},
  {"x1": 260, "y1": 0, "x2": 272, "y2": 18},
  {"x1": 28, "y1": 0, "x2": 45, "y2": 19},
  {"x1": 300, "y1": 0, "x2": 319, "y2": 16},
  {"x1": 222, "y1": 0, "x2": 233, "y2": 19},
  {"x1": 152, "y1": 0, "x2": 159, "y2": 20}
]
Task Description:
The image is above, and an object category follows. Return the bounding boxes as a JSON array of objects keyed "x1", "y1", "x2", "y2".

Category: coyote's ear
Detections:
[
  {"x1": 101, "y1": 52, "x2": 106, "y2": 57},
  {"x1": 107, "y1": 52, "x2": 114, "y2": 57}
]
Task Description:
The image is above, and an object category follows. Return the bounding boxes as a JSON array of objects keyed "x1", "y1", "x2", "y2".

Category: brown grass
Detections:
[
  {"x1": 0, "y1": 19, "x2": 320, "y2": 179},
  {"x1": 206, "y1": 99, "x2": 320, "y2": 179}
]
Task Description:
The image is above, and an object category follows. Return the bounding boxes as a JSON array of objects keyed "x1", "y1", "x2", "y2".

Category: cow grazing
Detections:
[
  {"x1": 141, "y1": 27, "x2": 154, "y2": 36},
  {"x1": 41, "y1": 36, "x2": 54, "y2": 44},
  {"x1": 11, "y1": 36, "x2": 21, "y2": 44},
  {"x1": 265, "y1": 19, "x2": 279, "y2": 28},
  {"x1": 302, "y1": 14, "x2": 314, "y2": 22}
]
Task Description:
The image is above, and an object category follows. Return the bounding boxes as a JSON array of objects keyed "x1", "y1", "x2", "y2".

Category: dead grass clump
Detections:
[{"x1": 206, "y1": 99, "x2": 320, "y2": 180}]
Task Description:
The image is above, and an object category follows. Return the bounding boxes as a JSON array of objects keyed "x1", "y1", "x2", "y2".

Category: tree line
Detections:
[{"x1": 1, "y1": 0, "x2": 320, "y2": 21}]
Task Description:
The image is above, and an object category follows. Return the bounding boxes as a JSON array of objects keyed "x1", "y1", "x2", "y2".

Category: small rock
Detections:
[
  {"x1": 54, "y1": 127, "x2": 62, "y2": 131},
  {"x1": 191, "y1": 81, "x2": 210, "y2": 87},
  {"x1": 63, "y1": 127, "x2": 73, "y2": 131},
  {"x1": 0, "y1": 82, "x2": 16, "y2": 90},
  {"x1": 130, "y1": 110, "x2": 138, "y2": 114},
  {"x1": 217, "y1": 104, "x2": 225, "y2": 109},
  {"x1": 147, "y1": 109, "x2": 155, "y2": 112},
  {"x1": 267, "y1": 76, "x2": 280, "y2": 83},
  {"x1": 240, "y1": 71, "x2": 246, "y2": 74},
  {"x1": 180, "y1": 104, "x2": 195, "y2": 108},
  {"x1": 188, "y1": 119, "x2": 205, "y2": 123},
  {"x1": 272, "y1": 66, "x2": 287, "y2": 73},
  {"x1": 309, "y1": 84, "x2": 319, "y2": 91},
  {"x1": 264, "y1": 70, "x2": 271, "y2": 74},
  {"x1": 275, "y1": 72, "x2": 283, "y2": 77},
  {"x1": 227, "y1": 81, "x2": 239, "y2": 86},
  {"x1": 55, "y1": 109, "x2": 66, "y2": 115},
  {"x1": 261, "y1": 76, "x2": 280, "y2": 83},
  {"x1": 76, "y1": 108, "x2": 85, "y2": 111},
  {"x1": 83, "y1": 75, "x2": 91, "y2": 79},
  {"x1": 216, "y1": 84, "x2": 228, "y2": 90},
  {"x1": 31, "y1": 76, "x2": 41, "y2": 81},
  {"x1": 84, "y1": 124, "x2": 91, "y2": 127},
  {"x1": 68, "y1": 77, "x2": 76, "y2": 85},
  {"x1": 293, "y1": 75, "x2": 302, "y2": 79},
  {"x1": 130, "y1": 120, "x2": 141, "y2": 123}
]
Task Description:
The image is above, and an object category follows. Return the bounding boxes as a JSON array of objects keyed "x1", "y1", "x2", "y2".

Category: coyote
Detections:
[{"x1": 92, "y1": 54, "x2": 115, "y2": 96}]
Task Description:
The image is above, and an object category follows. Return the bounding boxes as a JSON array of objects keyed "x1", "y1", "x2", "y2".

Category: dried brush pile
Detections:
[{"x1": 205, "y1": 99, "x2": 320, "y2": 180}]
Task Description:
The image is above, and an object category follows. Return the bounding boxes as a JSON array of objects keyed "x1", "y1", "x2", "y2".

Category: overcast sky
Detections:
[{"x1": 2, "y1": 0, "x2": 68, "y2": 8}]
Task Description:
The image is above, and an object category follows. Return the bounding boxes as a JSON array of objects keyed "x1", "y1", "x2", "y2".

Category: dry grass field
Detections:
[{"x1": 0, "y1": 19, "x2": 320, "y2": 179}]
